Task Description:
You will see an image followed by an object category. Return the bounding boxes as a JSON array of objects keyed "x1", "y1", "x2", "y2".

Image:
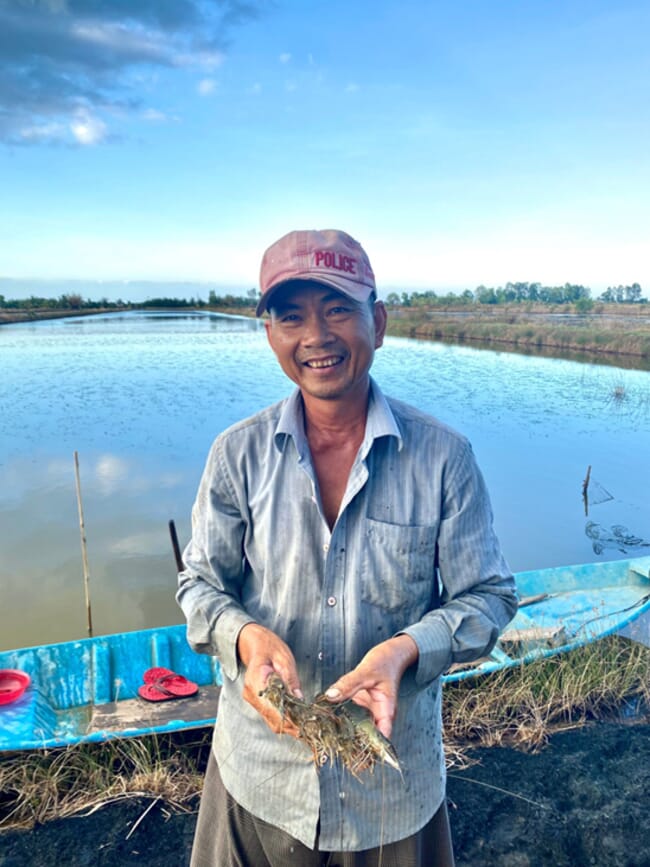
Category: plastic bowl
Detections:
[{"x1": 0, "y1": 669, "x2": 31, "y2": 705}]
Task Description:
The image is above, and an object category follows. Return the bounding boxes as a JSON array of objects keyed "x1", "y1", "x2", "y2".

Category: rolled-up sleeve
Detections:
[{"x1": 402, "y1": 441, "x2": 518, "y2": 684}]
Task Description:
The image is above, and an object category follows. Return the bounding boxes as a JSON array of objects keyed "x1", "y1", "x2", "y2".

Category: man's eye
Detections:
[{"x1": 328, "y1": 306, "x2": 350, "y2": 315}]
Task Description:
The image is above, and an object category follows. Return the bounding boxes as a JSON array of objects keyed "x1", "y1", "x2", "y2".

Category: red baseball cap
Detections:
[{"x1": 257, "y1": 229, "x2": 376, "y2": 316}]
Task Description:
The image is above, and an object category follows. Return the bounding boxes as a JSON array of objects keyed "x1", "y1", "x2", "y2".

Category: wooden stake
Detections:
[
  {"x1": 168, "y1": 519, "x2": 184, "y2": 571},
  {"x1": 74, "y1": 451, "x2": 93, "y2": 638},
  {"x1": 582, "y1": 465, "x2": 592, "y2": 517}
]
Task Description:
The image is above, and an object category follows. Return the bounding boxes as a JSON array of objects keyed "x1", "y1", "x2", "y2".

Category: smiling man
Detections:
[{"x1": 177, "y1": 229, "x2": 517, "y2": 866}]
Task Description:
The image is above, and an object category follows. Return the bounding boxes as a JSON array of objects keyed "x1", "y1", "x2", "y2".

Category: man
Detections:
[{"x1": 177, "y1": 228, "x2": 517, "y2": 866}]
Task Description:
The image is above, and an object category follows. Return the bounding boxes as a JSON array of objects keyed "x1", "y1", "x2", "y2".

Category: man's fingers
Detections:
[
  {"x1": 324, "y1": 674, "x2": 362, "y2": 703},
  {"x1": 374, "y1": 714, "x2": 393, "y2": 740},
  {"x1": 270, "y1": 665, "x2": 303, "y2": 699}
]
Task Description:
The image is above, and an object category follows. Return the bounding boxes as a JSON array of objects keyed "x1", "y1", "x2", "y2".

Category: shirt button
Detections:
[
  {"x1": 317, "y1": 651, "x2": 324, "y2": 661},
  {"x1": 327, "y1": 596, "x2": 337, "y2": 607},
  {"x1": 323, "y1": 542, "x2": 330, "y2": 553}
]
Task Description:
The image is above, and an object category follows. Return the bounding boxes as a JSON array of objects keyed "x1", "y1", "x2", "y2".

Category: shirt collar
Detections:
[{"x1": 274, "y1": 377, "x2": 403, "y2": 457}]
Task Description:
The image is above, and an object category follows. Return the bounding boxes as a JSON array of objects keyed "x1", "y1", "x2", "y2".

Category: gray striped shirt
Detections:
[{"x1": 177, "y1": 378, "x2": 517, "y2": 851}]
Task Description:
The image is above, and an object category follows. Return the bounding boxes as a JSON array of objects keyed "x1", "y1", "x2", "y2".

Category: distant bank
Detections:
[
  {"x1": 387, "y1": 304, "x2": 650, "y2": 369},
  {"x1": 2, "y1": 303, "x2": 649, "y2": 370},
  {"x1": 0, "y1": 307, "x2": 121, "y2": 325}
]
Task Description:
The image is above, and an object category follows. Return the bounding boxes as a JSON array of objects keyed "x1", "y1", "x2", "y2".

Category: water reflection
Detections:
[
  {"x1": 1, "y1": 311, "x2": 649, "y2": 650},
  {"x1": 420, "y1": 332, "x2": 650, "y2": 372}
]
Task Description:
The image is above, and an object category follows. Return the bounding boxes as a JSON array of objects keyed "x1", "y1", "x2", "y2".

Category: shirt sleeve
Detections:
[
  {"x1": 176, "y1": 438, "x2": 255, "y2": 681},
  {"x1": 401, "y1": 441, "x2": 518, "y2": 685}
]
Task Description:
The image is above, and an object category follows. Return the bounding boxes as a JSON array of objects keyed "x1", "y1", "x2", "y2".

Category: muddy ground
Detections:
[{"x1": 1, "y1": 722, "x2": 648, "y2": 867}]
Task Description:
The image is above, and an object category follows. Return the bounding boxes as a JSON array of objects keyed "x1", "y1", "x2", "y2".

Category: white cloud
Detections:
[
  {"x1": 18, "y1": 121, "x2": 68, "y2": 143},
  {"x1": 70, "y1": 111, "x2": 107, "y2": 145},
  {"x1": 279, "y1": 52, "x2": 291, "y2": 63},
  {"x1": 109, "y1": 530, "x2": 166, "y2": 556},
  {"x1": 177, "y1": 50, "x2": 225, "y2": 70},
  {"x1": 345, "y1": 83, "x2": 360, "y2": 93},
  {"x1": 142, "y1": 108, "x2": 169, "y2": 122},
  {"x1": 285, "y1": 81, "x2": 297, "y2": 92},
  {"x1": 249, "y1": 82, "x2": 262, "y2": 94},
  {"x1": 197, "y1": 78, "x2": 217, "y2": 95},
  {"x1": 94, "y1": 454, "x2": 130, "y2": 496},
  {"x1": 71, "y1": 20, "x2": 170, "y2": 62},
  {"x1": 0, "y1": 1, "x2": 263, "y2": 146}
]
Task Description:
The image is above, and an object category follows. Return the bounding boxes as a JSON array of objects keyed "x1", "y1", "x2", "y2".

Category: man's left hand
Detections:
[{"x1": 323, "y1": 634, "x2": 418, "y2": 740}]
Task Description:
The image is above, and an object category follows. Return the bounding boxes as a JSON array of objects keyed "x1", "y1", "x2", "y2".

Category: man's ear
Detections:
[
  {"x1": 264, "y1": 318, "x2": 277, "y2": 352},
  {"x1": 373, "y1": 301, "x2": 387, "y2": 349}
]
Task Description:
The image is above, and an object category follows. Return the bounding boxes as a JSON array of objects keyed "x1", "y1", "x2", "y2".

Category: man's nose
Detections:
[{"x1": 302, "y1": 313, "x2": 333, "y2": 344}]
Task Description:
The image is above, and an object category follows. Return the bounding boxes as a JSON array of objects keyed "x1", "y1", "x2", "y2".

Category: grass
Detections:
[
  {"x1": 442, "y1": 635, "x2": 650, "y2": 764},
  {"x1": 386, "y1": 307, "x2": 650, "y2": 367},
  {"x1": 1, "y1": 636, "x2": 648, "y2": 831},
  {"x1": 0, "y1": 730, "x2": 211, "y2": 831}
]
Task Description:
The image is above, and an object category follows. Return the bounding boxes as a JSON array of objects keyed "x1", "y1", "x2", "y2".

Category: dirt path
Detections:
[{"x1": 1, "y1": 722, "x2": 648, "y2": 866}]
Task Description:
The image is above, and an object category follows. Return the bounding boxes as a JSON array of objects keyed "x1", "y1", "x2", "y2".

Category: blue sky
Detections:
[{"x1": 1, "y1": 0, "x2": 649, "y2": 301}]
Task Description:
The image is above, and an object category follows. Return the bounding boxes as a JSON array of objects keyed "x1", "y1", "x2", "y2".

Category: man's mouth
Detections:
[{"x1": 304, "y1": 356, "x2": 343, "y2": 369}]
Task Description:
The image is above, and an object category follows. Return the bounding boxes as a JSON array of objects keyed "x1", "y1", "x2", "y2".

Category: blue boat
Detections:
[{"x1": 0, "y1": 556, "x2": 648, "y2": 752}]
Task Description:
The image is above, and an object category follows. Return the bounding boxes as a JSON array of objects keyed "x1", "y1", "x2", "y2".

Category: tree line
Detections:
[
  {"x1": 387, "y1": 282, "x2": 646, "y2": 309},
  {"x1": 1, "y1": 282, "x2": 645, "y2": 312},
  {"x1": 0, "y1": 293, "x2": 218, "y2": 310}
]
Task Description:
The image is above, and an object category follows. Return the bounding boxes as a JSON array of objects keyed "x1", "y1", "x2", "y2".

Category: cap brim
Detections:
[{"x1": 256, "y1": 275, "x2": 372, "y2": 317}]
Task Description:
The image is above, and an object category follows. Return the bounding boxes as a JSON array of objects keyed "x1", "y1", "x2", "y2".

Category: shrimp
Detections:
[{"x1": 259, "y1": 675, "x2": 402, "y2": 778}]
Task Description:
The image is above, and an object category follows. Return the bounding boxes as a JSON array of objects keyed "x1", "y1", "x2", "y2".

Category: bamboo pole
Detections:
[{"x1": 74, "y1": 451, "x2": 93, "y2": 637}]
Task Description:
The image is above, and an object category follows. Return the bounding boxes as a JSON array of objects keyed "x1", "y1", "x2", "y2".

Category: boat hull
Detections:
[{"x1": 1, "y1": 556, "x2": 649, "y2": 751}]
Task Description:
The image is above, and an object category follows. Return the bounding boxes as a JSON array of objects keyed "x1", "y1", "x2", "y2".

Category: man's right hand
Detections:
[{"x1": 237, "y1": 622, "x2": 303, "y2": 737}]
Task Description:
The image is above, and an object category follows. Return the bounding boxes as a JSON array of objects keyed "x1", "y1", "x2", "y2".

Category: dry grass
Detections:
[
  {"x1": 0, "y1": 731, "x2": 211, "y2": 831},
  {"x1": 386, "y1": 313, "x2": 650, "y2": 365},
  {"x1": 1, "y1": 636, "x2": 648, "y2": 830},
  {"x1": 442, "y1": 635, "x2": 650, "y2": 765}
]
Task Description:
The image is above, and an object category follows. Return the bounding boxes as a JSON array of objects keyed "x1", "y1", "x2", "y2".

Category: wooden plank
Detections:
[
  {"x1": 88, "y1": 685, "x2": 221, "y2": 734},
  {"x1": 445, "y1": 657, "x2": 494, "y2": 674},
  {"x1": 499, "y1": 626, "x2": 568, "y2": 647}
]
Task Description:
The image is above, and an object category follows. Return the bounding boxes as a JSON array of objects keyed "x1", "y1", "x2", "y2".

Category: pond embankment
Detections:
[
  {"x1": 0, "y1": 308, "x2": 122, "y2": 325},
  {"x1": 387, "y1": 304, "x2": 650, "y2": 367}
]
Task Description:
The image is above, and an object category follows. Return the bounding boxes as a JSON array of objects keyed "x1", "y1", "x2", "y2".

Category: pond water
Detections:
[{"x1": 1, "y1": 311, "x2": 649, "y2": 651}]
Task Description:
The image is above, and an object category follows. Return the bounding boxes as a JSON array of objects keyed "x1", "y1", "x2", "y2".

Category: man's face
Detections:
[{"x1": 265, "y1": 282, "x2": 387, "y2": 404}]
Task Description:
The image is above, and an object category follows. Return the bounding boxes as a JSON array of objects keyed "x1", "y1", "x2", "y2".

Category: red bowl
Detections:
[{"x1": 0, "y1": 669, "x2": 31, "y2": 705}]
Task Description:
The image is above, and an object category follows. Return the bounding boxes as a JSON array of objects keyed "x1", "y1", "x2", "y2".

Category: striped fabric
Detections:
[
  {"x1": 191, "y1": 751, "x2": 456, "y2": 866},
  {"x1": 178, "y1": 378, "x2": 517, "y2": 852}
]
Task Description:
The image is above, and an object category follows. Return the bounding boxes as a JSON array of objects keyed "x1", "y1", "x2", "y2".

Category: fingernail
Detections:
[
  {"x1": 325, "y1": 688, "x2": 341, "y2": 699},
  {"x1": 292, "y1": 689, "x2": 304, "y2": 699}
]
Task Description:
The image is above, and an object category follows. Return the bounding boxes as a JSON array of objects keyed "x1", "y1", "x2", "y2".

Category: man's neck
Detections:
[{"x1": 301, "y1": 388, "x2": 370, "y2": 447}]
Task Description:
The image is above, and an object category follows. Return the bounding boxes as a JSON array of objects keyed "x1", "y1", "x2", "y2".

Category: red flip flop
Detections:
[
  {"x1": 143, "y1": 667, "x2": 176, "y2": 684},
  {"x1": 138, "y1": 669, "x2": 199, "y2": 702}
]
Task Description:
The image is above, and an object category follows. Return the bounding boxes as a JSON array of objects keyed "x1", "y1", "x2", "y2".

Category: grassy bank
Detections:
[
  {"x1": 1, "y1": 635, "x2": 648, "y2": 831},
  {"x1": 387, "y1": 306, "x2": 650, "y2": 365}
]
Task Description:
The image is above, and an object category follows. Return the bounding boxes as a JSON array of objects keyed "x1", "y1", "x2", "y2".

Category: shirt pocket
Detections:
[{"x1": 361, "y1": 518, "x2": 438, "y2": 615}]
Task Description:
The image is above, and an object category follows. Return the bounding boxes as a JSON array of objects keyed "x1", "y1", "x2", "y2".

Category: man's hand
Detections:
[
  {"x1": 323, "y1": 635, "x2": 418, "y2": 740},
  {"x1": 237, "y1": 622, "x2": 303, "y2": 737}
]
